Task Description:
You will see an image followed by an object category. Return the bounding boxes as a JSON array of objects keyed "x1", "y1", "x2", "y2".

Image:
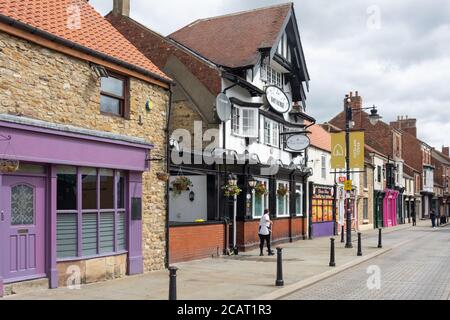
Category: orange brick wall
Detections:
[{"x1": 169, "y1": 224, "x2": 226, "y2": 263}]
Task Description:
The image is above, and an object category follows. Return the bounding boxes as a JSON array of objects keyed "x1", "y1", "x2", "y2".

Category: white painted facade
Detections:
[{"x1": 308, "y1": 146, "x2": 334, "y2": 187}]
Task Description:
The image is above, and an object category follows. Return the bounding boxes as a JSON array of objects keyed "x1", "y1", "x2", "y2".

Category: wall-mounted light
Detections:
[{"x1": 189, "y1": 191, "x2": 195, "y2": 202}]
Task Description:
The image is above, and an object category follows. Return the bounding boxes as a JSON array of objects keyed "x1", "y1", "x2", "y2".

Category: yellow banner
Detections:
[
  {"x1": 331, "y1": 131, "x2": 365, "y2": 169},
  {"x1": 331, "y1": 132, "x2": 346, "y2": 169},
  {"x1": 349, "y1": 131, "x2": 365, "y2": 169}
]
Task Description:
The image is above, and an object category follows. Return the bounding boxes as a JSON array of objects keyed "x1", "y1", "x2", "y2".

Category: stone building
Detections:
[{"x1": 0, "y1": 0, "x2": 171, "y2": 296}]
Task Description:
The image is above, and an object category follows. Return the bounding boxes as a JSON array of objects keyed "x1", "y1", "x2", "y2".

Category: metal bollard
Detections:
[
  {"x1": 275, "y1": 248, "x2": 284, "y2": 287},
  {"x1": 378, "y1": 228, "x2": 383, "y2": 248},
  {"x1": 341, "y1": 225, "x2": 345, "y2": 243},
  {"x1": 357, "y1": 232, "x2": 363, "y2": 256},
  {"x1": 329, "y1": 238, "x2": 336, "y2": 267},
  {"x1": 169, "y1": 266, "x2": 178, "y2": 300}
]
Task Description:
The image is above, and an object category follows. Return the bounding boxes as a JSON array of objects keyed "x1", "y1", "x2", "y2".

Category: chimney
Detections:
[
  {"x1": 443, "y1": 146, "x2": 449, "y2": 157},
  {"x1": 113, "y1": 0, "x2": 130, "y2": 17},
  {"x1": 344, "y1": 91, "x2": 362, "y2": 110},
  {"x1": 390, "y1": 115, "x2": 417, "y2": 137}
]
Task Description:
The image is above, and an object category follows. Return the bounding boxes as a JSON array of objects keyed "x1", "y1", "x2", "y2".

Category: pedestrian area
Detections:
[{"x1": 2, "y1": 221, "x2": 438, "y2": 300}]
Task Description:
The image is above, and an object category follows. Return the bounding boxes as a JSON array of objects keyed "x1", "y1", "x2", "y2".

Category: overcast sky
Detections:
[{"x1": 91, "y1": 0, "x2": 450, "y2": 150}]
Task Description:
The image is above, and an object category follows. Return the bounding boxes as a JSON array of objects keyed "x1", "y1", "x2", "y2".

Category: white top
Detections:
[{"x1": 258, "y1": 213, "x2": 271, "y2": 235}]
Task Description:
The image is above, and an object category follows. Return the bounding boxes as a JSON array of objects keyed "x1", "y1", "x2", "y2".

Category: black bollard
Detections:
[
  {"x1": 357, "y1": 232, "x2": 363, "y2": 256},
  {"x1": 341, "y1": 225, "x2": 345, "y2": 243},
  {"x1": 275, "y1": 248, "x2": 284, "y2": 287},
  {"x1": 378, "y1": 228, "x2": 383, "y2": 248},
  {"x1": 329, "y1": 238, "x2": 336, "y2": 267},
  {"x1": 169, "y1": 266, "x2": 178, "y2": 300}
]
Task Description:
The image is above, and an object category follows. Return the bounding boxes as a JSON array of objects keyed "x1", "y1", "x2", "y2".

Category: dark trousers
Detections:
[
  {"x1": 259, "y1": 234, "x2": 271, "y2": 254},
  {"x1": 412, "y1": 218, "x2": 416, "y2": 226},
  {"x1": 431, "y1": 217, "x2": 436, "y2": 228}
]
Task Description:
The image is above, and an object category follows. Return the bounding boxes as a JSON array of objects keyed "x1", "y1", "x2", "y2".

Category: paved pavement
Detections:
[
  {"x1": 2, "y1": 221, "x2": 444, "y2": 300},
  {"x1": 284, "y1": 225, "x2": 450, "y2": 300}
]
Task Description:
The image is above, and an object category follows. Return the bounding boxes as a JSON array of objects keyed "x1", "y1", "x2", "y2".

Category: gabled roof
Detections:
[
  {"x1": 0, "y1": 0, "x2": 170, "y2": 83},
  {"x1": 169, "y1": 3, "x2": 293, "y2": 68}
]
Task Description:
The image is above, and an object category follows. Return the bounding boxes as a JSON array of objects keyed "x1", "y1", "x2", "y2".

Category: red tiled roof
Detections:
[
  {"x1": 308, "y1": 123, "x2": 331, "y2": 152},
  {"x1": 0, "y1": 0, "x2": 170, "y2": 82},
  {"x1": 169, "y1": 3, "x2": 292, "y2": 68}
]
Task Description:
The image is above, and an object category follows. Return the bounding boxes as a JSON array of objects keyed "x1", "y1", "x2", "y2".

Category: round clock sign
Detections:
[
  {"x1": 286, "y1": 134, "x2": 310, "y2": 151},
  {"x1": 265, "y1": 86, "x2": 290, "y2": 114}
]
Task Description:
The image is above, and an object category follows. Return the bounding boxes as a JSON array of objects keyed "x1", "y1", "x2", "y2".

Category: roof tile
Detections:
[{"x1": 0, "y1": 0, "x2": 170, "y2": 82}]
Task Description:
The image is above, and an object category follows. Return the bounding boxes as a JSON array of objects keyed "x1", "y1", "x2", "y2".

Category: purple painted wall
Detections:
[
  {"x1": 312, "y1": 222, "x2": 335, "y2": 238},
  {"x1": 128, "y1": 172, "x2": 143, "y2": 275},
  {"x1": 0, "y1": 121, "x2": 151, "y2": 171}
]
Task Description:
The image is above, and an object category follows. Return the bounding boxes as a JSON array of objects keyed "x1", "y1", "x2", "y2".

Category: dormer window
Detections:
[{"x1": 261, "y1": 63, "x2": 283, "y2": 88}]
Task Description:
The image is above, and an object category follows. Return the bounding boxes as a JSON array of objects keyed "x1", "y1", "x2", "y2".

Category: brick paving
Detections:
[{"x1": 284, "y1": 226, "x2": 450, "y2": 300}]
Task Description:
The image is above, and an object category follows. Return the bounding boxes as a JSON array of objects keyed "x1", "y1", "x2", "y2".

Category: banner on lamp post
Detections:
[
  {"x1": 349, "y1": 131, "x2": 365, "y2": 169},
  {"x1": 331, "y1": 131, "x2": 365, "y2": 169},
  {"x1": 331, "y1": 132, "x2": 346, "y2": 169}
]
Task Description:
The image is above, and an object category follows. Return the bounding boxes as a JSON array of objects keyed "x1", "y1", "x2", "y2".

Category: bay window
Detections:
[
  {"x1": 231, "y1": 106, "x2": 259, "y2": 138},
  {"x1": 276, "y1": 181, "x2": 290, "y2": 217},
  {"x1": 263, "y1": 117, "x2": 280, "y2": 148},
  {"x1": 57, "y1": 166, "x2": 127, "y2": 259}
]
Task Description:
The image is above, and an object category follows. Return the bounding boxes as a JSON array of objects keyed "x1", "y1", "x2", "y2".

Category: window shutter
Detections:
[
  {"x1": 82, "y1": 213, "x2": 98, "y2": 256},
  {"x1": 100, "y1": 212, "x2": 115, "y2": 253},
  {"x1": 57, "y1": 213, "x2": 77, "y2": 258},
  {"x1": 117, "y1": 212, "x2": 127, "y2": 251}
]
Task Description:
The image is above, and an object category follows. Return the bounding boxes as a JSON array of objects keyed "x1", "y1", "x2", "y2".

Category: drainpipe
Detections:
[{"x1": 165, "y1": 86, "x2": 173, "y2": 268}]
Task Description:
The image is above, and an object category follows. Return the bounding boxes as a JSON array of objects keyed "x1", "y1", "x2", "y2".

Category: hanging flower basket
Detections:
[
  {"x1": 0, "y1": 159, "x2": 19, "y2": 173},
  {"x1": 156, "y1": 172, "x2": 170, "y2": 182},
  {"x1": 254, "y1": 182, "x2": 268, "y2": 196},
  {"x1": 277, "y1": 185, "x2": 289, "y2": 197},
  {"x1": 171, "y1": 176, "x2": 193, "y2": 196},
  {"x1": 222, "y1": 184, "x2": 242, "y2": 197}
]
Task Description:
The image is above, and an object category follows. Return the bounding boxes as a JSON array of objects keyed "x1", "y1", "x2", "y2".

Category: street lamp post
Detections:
[
  {"x1": 228, "y1": 174, "x2": 239, "y2": 254},
  {"x1": 344, "y1": 98, "x2": 381, "y2": 248}
]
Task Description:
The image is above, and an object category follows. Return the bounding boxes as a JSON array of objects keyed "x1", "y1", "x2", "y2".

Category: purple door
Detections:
[{"x1": 1, "y1": 176, "x2": 45, "y2": 282}]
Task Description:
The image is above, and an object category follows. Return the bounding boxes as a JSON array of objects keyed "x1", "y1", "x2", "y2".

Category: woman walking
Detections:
[{"x1": 258, "y1": 209, "x2": 274, "y2": 256}]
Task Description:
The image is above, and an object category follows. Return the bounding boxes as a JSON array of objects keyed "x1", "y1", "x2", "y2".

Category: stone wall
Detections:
[
  {"x1": 0, "y1": 31, "x2": 169, "y2": 272},
  {"x1": 357, "y1": 166, "x2": 374, "y2": 230}
]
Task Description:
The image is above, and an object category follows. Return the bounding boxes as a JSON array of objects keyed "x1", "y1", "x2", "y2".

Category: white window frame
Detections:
[
  {"x1": 276, "y1": 181, "x2": 290, "y2": 217},
  {"x1": 295, "y1": 183, "x2": 303, "y2": 216},
  {"x1": 263, "y1": 117, "x2": 280, "y2": 148},
  {"x1": 252, "y1": 178, "x2": 269, "y2": 219},
  {"x1": 321, "y1": 154, "x2": 327, "y2": 179},
  {"x1": 261, "y1": 63, "x2": 283, "y2": 89},
  {"x1": 231, "y1": 106, "x2": 259, "y2": 138}
]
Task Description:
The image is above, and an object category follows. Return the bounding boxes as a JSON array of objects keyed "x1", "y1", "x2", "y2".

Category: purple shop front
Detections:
[{"x1": 0, "y1": 115, "x2": 152, "y2": 297}]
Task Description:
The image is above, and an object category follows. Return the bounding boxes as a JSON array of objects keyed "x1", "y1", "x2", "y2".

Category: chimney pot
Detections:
[{"x1": 113, "y1": 0, "x2": 130, "y2": 17}]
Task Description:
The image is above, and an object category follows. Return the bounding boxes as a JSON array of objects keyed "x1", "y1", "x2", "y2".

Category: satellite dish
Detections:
[{"x1": 216, "y1": 93, "x2": 232, "y2": 122}]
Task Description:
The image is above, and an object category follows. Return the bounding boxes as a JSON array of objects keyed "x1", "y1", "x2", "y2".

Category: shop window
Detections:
[
  {"x1": 312, "y1": 194, "x2": 334, "y2": 223},
  {"x1": 100, "y1": 73, "x2": 129, "y2": 117},
  {"x1": 231, "y1": 106, "x2": 259, "y2": 138},
  {"x1": 56, "y1": 166, "x2": 128, "y2": 260},
  {"x1": 295, "y1": 184, "x2": 303, "y2": 216},
  {"x1": 252, "y1": 179, "x2": 269, "y2": 218},
  {"x1": 276, "y1": 181, "x2": 290, "y2": 217},
  {"x1": 263, "y1": 117, "x2": 280, "y2": 148}
]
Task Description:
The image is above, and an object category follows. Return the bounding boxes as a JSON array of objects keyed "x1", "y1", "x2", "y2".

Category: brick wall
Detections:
[
  {"x1": 169, "y1": 223, "x2": 226, "y2": 263},
  {"x1": 106, "y1": 13, "x2": 222, "y2": 96},
  {"x1": 237, "y1": 217, "x2": 305, "y2": 251},
  {"x1": 0, "y1": 31, "x2": 169, "y2": 272}
]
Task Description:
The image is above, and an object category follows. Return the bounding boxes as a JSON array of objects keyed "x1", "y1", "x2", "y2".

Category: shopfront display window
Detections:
[
  {"x1": 56, "y1": 166, "x2": 127, "y2": 259},
  {"x1": 312, "y1": 194, "x2": 334, "y2": 223}
]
